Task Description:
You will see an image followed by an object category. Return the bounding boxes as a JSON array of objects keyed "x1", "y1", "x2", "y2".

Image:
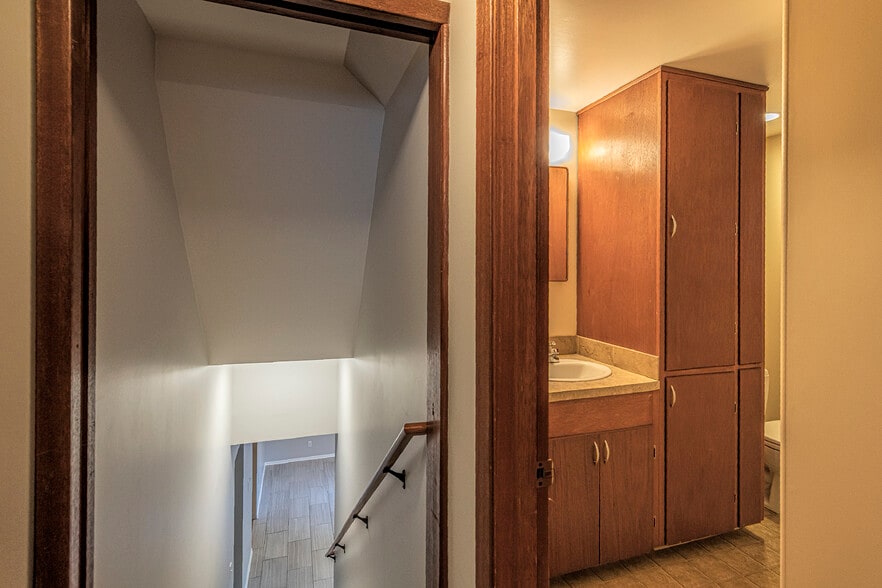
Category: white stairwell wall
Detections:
[
  {"x1": 335, "y1": 45, "x2": 431, "y2": 587},
  {"x1": 95, "y1": 0, "x2": 235, "y2": 585}
]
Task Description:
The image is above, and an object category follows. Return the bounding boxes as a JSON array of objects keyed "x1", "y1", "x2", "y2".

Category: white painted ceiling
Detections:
[
  {"x1": 136, "y1": 0, "x2": 351, "y2": 63},
  {"x1": 549, "y1": 0, "x2": 783, "y2": 135},
  {"x1": 134, "y1": 1, "x2": 418, "y2": 364}
]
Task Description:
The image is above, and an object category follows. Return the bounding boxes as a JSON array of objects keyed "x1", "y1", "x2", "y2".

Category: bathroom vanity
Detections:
[{"x1": 547, "y1": 343, "x2": 661, "y2": 577}]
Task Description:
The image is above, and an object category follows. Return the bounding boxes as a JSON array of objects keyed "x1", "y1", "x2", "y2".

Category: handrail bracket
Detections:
[
  {"x1": 353, "y1": 513, "x2": 369, "y2": 528},
  {"x1": 383, "y1": 466, "x2": 407, "y2": 489}
]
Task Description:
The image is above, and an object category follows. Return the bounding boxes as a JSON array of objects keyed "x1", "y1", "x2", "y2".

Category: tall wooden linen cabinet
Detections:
[{"x1": 577, "y1": 67, "x2": 766, "y2": 547}]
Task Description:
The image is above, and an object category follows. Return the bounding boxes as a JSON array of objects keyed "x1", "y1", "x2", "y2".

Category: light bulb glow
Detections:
[{"x1": 549, "y1": 128, "x2": 571, "y2": 164}]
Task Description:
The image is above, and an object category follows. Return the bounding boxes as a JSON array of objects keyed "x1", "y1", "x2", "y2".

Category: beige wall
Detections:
[
  {"x1": 548, "y1": 109, "x2": 579, "y2": 337},
  {"x1": 784, "y1": 0, "x2": 882, "y2": 584},
  {"x1": 765, "y1": 134, "x2": 783, "y2": 421},
  {"x1": 95, "y1": 0, "x2": 234, "y2": 584},
  {"x1": 335, "y1": 47, "x2": 429, "y2": 587},
  {"x1": 0, "y1": 1, "x2": 33, "y2": 584},
  {"x1": 229, "y1": 361, "x2": 339, "y2": 445},
  {"x1": 446, "y1": 1, "x2": 478, "y2": 584}
]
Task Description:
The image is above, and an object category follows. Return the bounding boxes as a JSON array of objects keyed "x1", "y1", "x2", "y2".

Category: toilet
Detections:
[{"x1": 763, "y1": 369, "x2": 781, "y2": 513}]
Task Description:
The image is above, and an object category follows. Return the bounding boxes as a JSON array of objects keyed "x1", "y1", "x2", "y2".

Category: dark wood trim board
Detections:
[{"x1": 476, "y1": 0, "x2": 550, "y2": 585}]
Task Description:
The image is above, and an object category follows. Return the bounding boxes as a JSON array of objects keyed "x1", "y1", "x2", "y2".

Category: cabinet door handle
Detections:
[
  {"x1": 593, "y1": 441, "x2": 600, "y2": 465},
  {"x1": 603, "y1": 440, "x2": 610, "y2": 463},
  {"x1": 670, "y1": 384, "x2": 677, "y2": 407},
  {"x1": 671, "y1": 214, "x2": 678, "y2": 238}
]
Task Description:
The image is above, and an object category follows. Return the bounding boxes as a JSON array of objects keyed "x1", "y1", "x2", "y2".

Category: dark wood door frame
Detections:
[
  {"x1": 476, "y1": 0, "x2": 550, "y2": 585},
  {"x1": 33, "y1": 1, "x2": 449, "y2": 585}
]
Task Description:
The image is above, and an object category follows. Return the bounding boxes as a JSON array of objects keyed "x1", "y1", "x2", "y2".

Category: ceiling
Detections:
[
  {"x1": 133, "y1": 1, "x2": 419, "y2": 364},
  {"x1": 549, "y1": 0, "x2": 783, "y2": 135},
  {"x1": 136, "y1": 0, "x2": 350, "y2": 63}
]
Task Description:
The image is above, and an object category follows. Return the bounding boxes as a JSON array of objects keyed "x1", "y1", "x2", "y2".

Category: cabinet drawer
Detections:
[{"x1": 550, "y1": 392, "x2": 654, "y2": 438}]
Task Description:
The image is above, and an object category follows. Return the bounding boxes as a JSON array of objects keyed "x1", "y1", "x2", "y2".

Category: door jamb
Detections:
[
  {"x1": 32, "y1": 1, "x2": 449, "y2": 585},
  {"x1": 475, "y1": 0, "x2": 550, "y2": 585}
]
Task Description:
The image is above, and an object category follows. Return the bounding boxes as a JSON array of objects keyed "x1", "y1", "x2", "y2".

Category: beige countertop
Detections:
[{"x1": 548, "y1": 354, "x2": 659, "y2": 403}]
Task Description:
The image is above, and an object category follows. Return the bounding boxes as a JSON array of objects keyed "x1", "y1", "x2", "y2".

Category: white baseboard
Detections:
[{"x1": 263, "y1": 453, "x2": 335, "y2": 467}]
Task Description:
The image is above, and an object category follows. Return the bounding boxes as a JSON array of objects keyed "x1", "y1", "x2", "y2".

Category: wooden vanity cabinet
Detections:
[{"x1": 549, "y1": 394, "x2": 655, "y2": 577}]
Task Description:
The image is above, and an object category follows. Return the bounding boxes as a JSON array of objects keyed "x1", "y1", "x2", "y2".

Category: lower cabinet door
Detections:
[
  {"x1": 666, "y1": 372, "x2": 738, "y2": 545},
  {"x1": 599, "y1": 426, "x2": 654, "y2": 564},
  {"x1": 549, "y1": 434, "x2": 600, "y2": 577},
  {"x1": 739, "y1": 367, "x2": 765, "y2": 526}
]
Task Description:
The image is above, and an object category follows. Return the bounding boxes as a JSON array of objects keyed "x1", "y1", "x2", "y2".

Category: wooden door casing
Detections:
[
  {"x1": 599, "y1": 426, "x2": 653, "y2": 565},
  {"x1": 665, "y1": 372, "x2": 738, "y2": 545},
  {"x1": 665, "y1": 76, "x2": 739, "y2": 371},
  {"x1": 549, "y1": 434, "x2": 600, "y2": 577}
]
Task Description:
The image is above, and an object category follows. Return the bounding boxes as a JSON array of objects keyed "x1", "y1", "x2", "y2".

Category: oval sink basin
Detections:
[{"x1": 549, "y1": 358, "x2": 612, "y2": 382}]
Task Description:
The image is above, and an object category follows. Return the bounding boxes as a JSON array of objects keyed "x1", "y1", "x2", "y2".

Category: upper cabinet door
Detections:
[
  {"x1": 665, "y1": 77, "x2": 739, "y2": 371},
  {"x1": 739, "y1": 91, "x2": 766, "y2": 365}
]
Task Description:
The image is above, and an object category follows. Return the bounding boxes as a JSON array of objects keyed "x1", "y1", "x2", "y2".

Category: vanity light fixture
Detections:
[
  {"x1": 764, "y1": 112, "x2": 781, "y2": 122},
  {"x1": 549, "y1": 127, "x2": 572, "y2": 164}
]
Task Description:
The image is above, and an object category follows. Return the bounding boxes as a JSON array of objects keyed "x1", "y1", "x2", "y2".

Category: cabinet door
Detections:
[
  {"x1": 549, "y1": 434, "x2": 600, "y2": 576},
  {"x1": 599, "y1": 426, "x2": 653, "y2": 564},
  {"x1": 665, "y1": 77, "x2": 739, "y2": 371},
  {"x1": 739, "y1": 91, "x2": 766, "y2": 364},
  {"x1": 739, "y1": 367, "x2": 765, "y2": 526},
  {"x1": 666, "y1": 372, "x2": 738, "y2": 545}
]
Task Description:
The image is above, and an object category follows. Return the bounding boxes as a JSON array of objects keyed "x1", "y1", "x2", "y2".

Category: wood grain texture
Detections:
[
  {"x1": 476, "y1": 0, "x2": 549, "y2": 584},
  {"x1": 665, "y1": 372, "x2": 738, "y2": 545},
  {"x1": 549, "y1": 393, "x2": 653, "y2": 438},
  {"x1": 549, "y1": 166, "x2": 568, "y2": 281},
  {"x1": 665, "y1": 75, "x2": 739, "y2": 371},
  {"x1": 738, "y1": 368, "x2": 765, "y2": 527},
  {"x1": 577, "y1": 74, "x2": 661, "y2": 354},
  {"x1": 207, "y1": 0, "x2": 449, "y2": 42},
  {"x1": 738, "y1": 91, "x2": 766, "y2": 365},
  {"x1": 549, "y1": 435, "x2": 600, "y2": 576},
  {"x1": 34, "y1": 0, "x2": 96, "y2": 585},
  {"x1": 425, "y1": 24, "x2": 448, "y2": 587},
  {"x1": 652, "y1": 388, "x2": 665, "y2": 547},
  {"x1": 599, "y1": 426, "x2": 653, "y2": 565}
]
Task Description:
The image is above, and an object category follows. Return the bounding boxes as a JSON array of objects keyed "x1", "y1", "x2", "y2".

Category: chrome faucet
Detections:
[{"x1": 548, "y1": 341, "x2": 560, "y2": 364}]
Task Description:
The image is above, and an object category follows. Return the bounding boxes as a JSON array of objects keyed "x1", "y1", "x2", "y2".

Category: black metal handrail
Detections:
[{"x1": 325, "y1": 421, "x2": 431, "y2": 559}]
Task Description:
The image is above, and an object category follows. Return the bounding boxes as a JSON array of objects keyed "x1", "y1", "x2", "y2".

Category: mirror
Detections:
[{"x1": 549, "y1": 166, "x2": 568, "y2": 281}]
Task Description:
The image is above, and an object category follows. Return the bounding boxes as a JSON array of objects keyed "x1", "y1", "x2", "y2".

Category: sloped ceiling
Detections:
[
  {"x1": 344, "y1": 31, "x2": 421, "y2": 105},
  {"x1": 136, "y1": 0, "x2": 350, "y2": 63},
  {"x1": 134, "y1": 0, "x2": 418, "y2": 365},
  {"x1": 550, "y1": 0, "x2": 783, "y2": 135},
  {"x1": 155, "y1": 38, "x2": 384, "y2": 364}
]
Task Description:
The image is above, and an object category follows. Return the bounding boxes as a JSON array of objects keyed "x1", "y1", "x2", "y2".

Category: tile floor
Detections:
[
  {"x1": 552, "y1": 510, "x2": 780, "y2": 587},
  {"x1": 248, "y1": 458, "x2": 336, "y2": 588}
]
